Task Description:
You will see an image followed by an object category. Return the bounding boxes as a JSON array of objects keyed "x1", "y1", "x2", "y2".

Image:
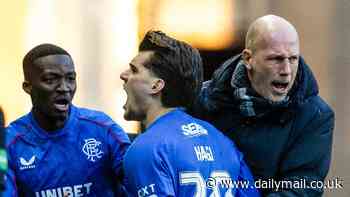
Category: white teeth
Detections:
[{"x1": 54, "y1": 104, "x2": 69, "y2": 111}]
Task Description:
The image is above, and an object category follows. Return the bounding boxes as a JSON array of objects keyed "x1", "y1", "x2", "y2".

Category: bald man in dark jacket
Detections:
[{"x1": 191, "y1": 15, "x2": 334, "y2": 196}]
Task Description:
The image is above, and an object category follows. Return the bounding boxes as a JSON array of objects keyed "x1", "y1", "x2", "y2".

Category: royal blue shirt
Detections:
[
  {"x1": 123, "y1": 109, "x2": 260, "y2": 197},
  {"x1": 5, "y1": 105, "x2": 130, "y2": 197}
]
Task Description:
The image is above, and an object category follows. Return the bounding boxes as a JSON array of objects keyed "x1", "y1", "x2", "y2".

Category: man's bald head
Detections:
[
  {"x1": 242, "y1": 15, "x2": 300, "y2": 102},
  {"x1": 245, "y1": 15, "x2": 299, "y2": 52}
]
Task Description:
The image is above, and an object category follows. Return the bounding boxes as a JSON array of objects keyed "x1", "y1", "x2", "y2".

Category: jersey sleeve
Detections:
[
  {"x1": 107, "y1": 123, "x2": 131, "y2": 177},
  {"x1": 123, "y1": 142, "x2": 176, "y2": 197},
  {"x1": 140, "y1": 155, "x2": 175, "y2": 197},
  {"x1": 236, "y1": 151, "x2": 261, "y2": 197}
]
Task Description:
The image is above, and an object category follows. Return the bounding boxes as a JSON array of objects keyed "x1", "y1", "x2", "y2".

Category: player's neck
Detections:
[
  {"x1": 144, "y1": 103, "x2": 175, "y2": 128},
  {"x1": 32, "y1": 109, "x2": 67, "y2": 132}
]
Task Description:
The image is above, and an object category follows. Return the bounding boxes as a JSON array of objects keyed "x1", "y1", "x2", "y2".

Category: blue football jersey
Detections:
[
  {"x1": 123, "y1": 109, "x2": 260, "y2": 197},
  {"x1": 4, "y1": 105, "x2": 130, "y2": 197}
]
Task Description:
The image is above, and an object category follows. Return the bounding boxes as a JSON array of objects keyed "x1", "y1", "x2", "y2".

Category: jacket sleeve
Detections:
[{"x1": 266, "y1": 106, "x2": 335, "y2": 197}]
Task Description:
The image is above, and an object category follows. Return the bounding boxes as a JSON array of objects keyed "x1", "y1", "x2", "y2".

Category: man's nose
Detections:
[
  {"x1": 120, "y1": 70, "x2": 129, "y2": 82},
  {"x1": 57, "y1": 79, "x2": 70, "y2": 92},
  {"x1": 280, "y1": 60, "x2": 292, "y2": 76}
]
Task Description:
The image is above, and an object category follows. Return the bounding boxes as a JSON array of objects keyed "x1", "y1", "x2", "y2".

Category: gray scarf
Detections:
[{"x1": 230, "y1": 61, "x2": 290, "y2": 117}]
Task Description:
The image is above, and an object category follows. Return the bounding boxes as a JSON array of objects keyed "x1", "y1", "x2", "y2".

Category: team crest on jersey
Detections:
[
  {"x1": 82, "y1": 138, "x2": 103, "y2": 162},
  {"x1": 19, "y1": 155, "x2": 36, "y2": 170},
  {"x1": 181, "y1": 123, "x2": 208, "y2": 137}
]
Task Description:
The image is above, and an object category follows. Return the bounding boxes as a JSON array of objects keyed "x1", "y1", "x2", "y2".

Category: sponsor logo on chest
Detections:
[
  {"x1": 19, "y1": 155, "x2": 36, "y2": 170},
  {"x1": 35, "y1": 182, "x2": 92, "y2": 197}
]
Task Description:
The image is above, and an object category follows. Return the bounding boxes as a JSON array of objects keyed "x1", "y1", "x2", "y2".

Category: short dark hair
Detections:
[
  {"x1": 139, "y1": 30, "x2": 203, "y2": 109},
  {"x1": 23, "y1": 43, "x2": 71, "y2": 80}
]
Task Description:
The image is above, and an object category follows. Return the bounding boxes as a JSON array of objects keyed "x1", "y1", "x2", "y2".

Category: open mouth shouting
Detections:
[
  {"x1": 53, "y1": 98, "x2": 70, "y2": 112},
  {"x1": 271, "y1": 81, "x2": 289, "y2": 95}
]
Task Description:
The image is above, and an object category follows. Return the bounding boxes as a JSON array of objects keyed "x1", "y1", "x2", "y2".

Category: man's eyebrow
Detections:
[
  {"x1": 266, "y1": 54, "x2": 284, "y2": 58},
  {"x1": 289, "y1": 54, "x2": 299, "y2": 57},
  {"x1": 40, "y1": 70, "x2": 76, "y2": 76},
  {"x1": 39, "y1": 72, "x2": 60, "y2": 79},
  {"x1": 40, "y1": 71, "x2": 60, "y2": 75},
  {"x1": 129, "y1": 63, "x2": 138, "y2": 69}
]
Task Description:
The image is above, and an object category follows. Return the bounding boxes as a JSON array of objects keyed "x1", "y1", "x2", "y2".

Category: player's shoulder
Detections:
[
  {"x1": 155, "y1": 109, "x2": 225, "y2": 140},
  {"x1": 131, "y1": 118, "x2": 178, "y2": 155},
  {"x1": 73, "y1": 105, "x2": 121, "y2": 130},
  {"x1": 6, "y1": 113, "x2": 31, "y2": 147},
  {"x1": 140, "y1": 108, "x2": 233, "y2": 147},
  {"x1": 184, "y1": 112, "x2": 237, "y2": 146},
  {"x1": 184, "y1": 112, "x2": 225, "y2": 137},
  {"x1": 125, "y1": 132, "x2": 168, "y2": 168}
]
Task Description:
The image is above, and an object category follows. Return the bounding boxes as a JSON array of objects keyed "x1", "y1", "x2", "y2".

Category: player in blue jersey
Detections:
[
  {"x1": 120, "y1": 30, "x2": 260, "y2": 197},
  {"x1": 4, "y1": 44, "x2": 130, "y2": 196}
]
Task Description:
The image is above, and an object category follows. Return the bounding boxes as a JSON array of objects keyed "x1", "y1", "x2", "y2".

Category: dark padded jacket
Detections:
[{"x1": 191, "y1": 55, "x2": 335, "y2": 197}]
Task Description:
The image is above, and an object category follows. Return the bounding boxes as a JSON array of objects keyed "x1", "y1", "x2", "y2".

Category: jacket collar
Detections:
[{"x1": 205, "y1": 54, "x2": 319, "y2": 115}]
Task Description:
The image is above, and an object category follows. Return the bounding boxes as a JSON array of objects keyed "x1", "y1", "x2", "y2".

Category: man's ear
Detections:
[
  {"x1": 242, "y1": 49, "x2": 253, "y2": 70},
  {"x1": 150, "y1": 79, "x2": 165, "y2": 95},
  {"x1": 22, "y1": 81, "x2": 32, "y2": 95}
]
